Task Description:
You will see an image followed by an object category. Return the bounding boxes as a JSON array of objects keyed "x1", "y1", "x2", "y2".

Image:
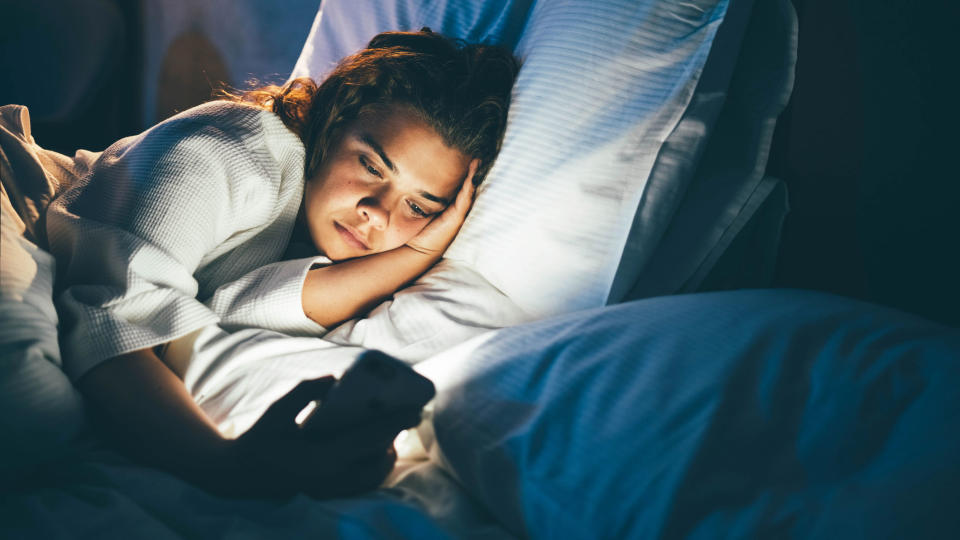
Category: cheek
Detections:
[
  {"x1": 311, "y1": 169, "x2": 363, "y2": 209},
  {"x1": 303, "y1": 182, "x2": 322, "y2": 222}
]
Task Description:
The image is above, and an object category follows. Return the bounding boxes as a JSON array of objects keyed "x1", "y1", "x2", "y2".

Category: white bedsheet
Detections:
[{"x1": 166, "y1": 259, "x2": 526, "y2": 437}]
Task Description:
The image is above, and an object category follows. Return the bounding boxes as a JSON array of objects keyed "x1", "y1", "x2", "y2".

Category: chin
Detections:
[
  {"x1": 327, "y1": 246, "x2": 369, "y2": 262},
  {"x1": 324, "y1": 249, "x2": 351, "y2": 262}
]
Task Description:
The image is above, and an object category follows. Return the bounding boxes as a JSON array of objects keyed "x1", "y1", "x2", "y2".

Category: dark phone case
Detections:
[{"x1": 300, "y1": 350, "x2": 435, "y2": 434}]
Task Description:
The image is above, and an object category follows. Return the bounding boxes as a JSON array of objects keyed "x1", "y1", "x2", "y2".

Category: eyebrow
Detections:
[
  {"x1": 419, "y1": 190, "x2": 451, "y2": 206},
  {"x1": 359, "y1": 132, "x2": 452, "y2": 207},
  {"x1": 359, "y1": 133, "x2": 397, "y2": 174}
]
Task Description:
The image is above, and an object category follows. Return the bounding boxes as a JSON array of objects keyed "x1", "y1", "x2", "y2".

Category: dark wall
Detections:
[
  {"x1": 769, "y1": 0, "x2": 959, "y2": 327},
  {"x1": 0, "y1": 0, "x2": 142, "y2": 154}
]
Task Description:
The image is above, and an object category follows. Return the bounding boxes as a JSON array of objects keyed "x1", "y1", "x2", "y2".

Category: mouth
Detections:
[{"x1": 334, "y1": 222, "x2": 371, "y2": 251}]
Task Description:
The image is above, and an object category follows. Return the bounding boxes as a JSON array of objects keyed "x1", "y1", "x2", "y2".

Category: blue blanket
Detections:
[{"x1": 421, "y1": 289, "x2": 960, "y2": 538}]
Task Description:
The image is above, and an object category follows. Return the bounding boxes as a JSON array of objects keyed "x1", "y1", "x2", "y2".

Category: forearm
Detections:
[
  {"x1": 302, "y1": 245, "x2": 439, "y2": 328},
  {"x1": 77, "y1": 348, "x2": 237, "y2": 487}
]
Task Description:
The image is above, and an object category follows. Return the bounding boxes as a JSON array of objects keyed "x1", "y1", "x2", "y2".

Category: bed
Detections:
[{"x1": 3, "y1": 0, "x2": 959, "y2": 538}]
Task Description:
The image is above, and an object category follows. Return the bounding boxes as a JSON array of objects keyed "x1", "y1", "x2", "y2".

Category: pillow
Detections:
[
  {"x1": 324, "y1": 259, "x2": 529, "y2": 361},
  {"x1": 291, "y1": 0, "x2": 731, "y2": 319},
  {"x1": 0, "y1": 105, "x2": 87, "y2": 480},
  {"x1": 609, "y1": 0, "x2": 798, "y2": 301},
  {"x1": 414, "y1": 290, "x2": 960, "y2": 538}
]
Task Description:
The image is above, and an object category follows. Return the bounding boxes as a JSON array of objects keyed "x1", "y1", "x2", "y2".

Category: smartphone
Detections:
[{"x1": 297, "y1": 350, "x2": 436, "y2": 434}]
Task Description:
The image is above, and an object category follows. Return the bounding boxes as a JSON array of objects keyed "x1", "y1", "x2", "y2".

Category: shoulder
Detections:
[
  {"x1": 102, "y1": 101, "x2": 305, "y2": 195},
  {"x1": 68, "y1": 102, "x2": 305, "y2": 219},
  {"x1": 148, "y1": 101, "x2": 301, "y2": 159}
]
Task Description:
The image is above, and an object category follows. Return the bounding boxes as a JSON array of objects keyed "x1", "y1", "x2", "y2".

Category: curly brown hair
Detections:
[{"x1": 226, "y1": 29, "x2": 519, "y2": 185}]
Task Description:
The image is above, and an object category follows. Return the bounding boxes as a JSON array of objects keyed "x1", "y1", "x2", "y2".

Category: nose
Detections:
[{"x1": 358, "y1": 197, "x2": 388, "y2": 230}]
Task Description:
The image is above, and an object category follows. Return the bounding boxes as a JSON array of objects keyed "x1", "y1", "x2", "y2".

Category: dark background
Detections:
[
  {"x1": 2, "y1": 0, "x2": 957, "y2": 327},
  {"x1": 766, "y1": 0, "x2": 959, "y2": 327}
]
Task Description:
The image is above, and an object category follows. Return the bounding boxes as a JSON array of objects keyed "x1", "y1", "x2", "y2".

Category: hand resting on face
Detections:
[
  {"x1": 405, "y1": 158, "x2": 479, "y2": 256},
  {"x1": 300, "y1": 159, "x2": 480, "y2": 329}
]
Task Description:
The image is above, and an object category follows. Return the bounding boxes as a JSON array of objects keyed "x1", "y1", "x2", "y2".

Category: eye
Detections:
[
  {"x1": 359, "y1": 155, "x2": 382, "y2": 178},
  {"x1": 407, "y1": 200, "x2": 431, "y2": 218}
]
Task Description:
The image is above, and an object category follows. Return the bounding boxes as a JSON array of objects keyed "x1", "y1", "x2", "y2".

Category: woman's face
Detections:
[{"x1": 303, "y1": 105, "x2": 471, "y2": 261}]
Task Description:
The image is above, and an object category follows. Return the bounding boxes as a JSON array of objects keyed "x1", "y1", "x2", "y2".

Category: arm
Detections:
[
  {"x1": 80, "y1": 347, "x2": 421, "y2": 498},
  {"x1": 302, "y1": 160, "x2": 478, "y2": 328},
  {"x1": 78, "y1": 349, "x2": 235, "y2": 486},
  {"x1": 49, "y1": 109, "x2": 408, "y2": 497},
  {"x1": 302, "y1": 245, "x2": 439, "y2": 328}
]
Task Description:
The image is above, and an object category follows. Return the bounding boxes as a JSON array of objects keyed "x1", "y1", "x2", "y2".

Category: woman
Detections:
[{"x1": 45, "y1": 29, "x2": 518, "y2": 497}]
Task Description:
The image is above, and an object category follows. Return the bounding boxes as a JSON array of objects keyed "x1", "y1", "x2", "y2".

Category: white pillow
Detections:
[
  {"x1": 291, "y1": 0, "x2": 730, "y2": 319},
  {"x1": 324, "y1": 259, "x2": 529, "y2": 361}
]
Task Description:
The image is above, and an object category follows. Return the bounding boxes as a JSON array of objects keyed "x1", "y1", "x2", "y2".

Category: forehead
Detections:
[{"x1": 350, "y1": 106, "x2": 469, "y2": 199}]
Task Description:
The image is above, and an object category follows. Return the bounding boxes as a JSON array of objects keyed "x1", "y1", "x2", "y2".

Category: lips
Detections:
[{"x1": 334, "y1": 222, "x2": 371, "y2": 251}]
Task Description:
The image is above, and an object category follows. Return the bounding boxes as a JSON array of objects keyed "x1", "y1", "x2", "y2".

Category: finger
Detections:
[
  {"x1": 304, "y1": 448, "x2": 397, "y2": 499},
  {"x1": 453, "y1": 168, "x2": 478, "y2": 214},
  {"x1": 260, "y1": 445, "x2": 397, "y2": 499},
  {"x1": 334, "y1": 409, "x2": 422, "y2": 453},
  {"x1": 245, "y1": 430, "x2": 398, "y2": 486},
  {"x1": 465, "y1": 158, "x2": 480, "y2": 186},
  {"x1": 322, "y1": 408, "x2": 424, "y2": 461},
  {"x1": 445, "y1": 176, "x2": 477, "y2": 223},
  {"x1": 259, "y1": 376, "x2": 337, "y2": 429},
  {"x1": 338, "y1": 429, "x2": 404, "y2": 464},
  {"x1": 350, "y1": 407, "x2": 424, "y2": 439},
  {"x1": 238, "y1": 414, "x2": 409, "y2": 488},
  {"x1": 454, "y1": 159, "x2": 480, "y2": 213},
  {"x1": 286, "y1": 406, "x2": 421, "y2": 464}
]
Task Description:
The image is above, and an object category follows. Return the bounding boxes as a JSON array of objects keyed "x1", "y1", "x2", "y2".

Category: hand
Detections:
[
  {"x1": 220, "y1": 377, "x2": 422, "y2": 499},
  {"x1": 405, "y1": 159, "x2": 479, "y2": 257}
]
